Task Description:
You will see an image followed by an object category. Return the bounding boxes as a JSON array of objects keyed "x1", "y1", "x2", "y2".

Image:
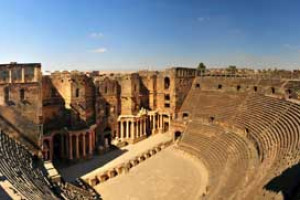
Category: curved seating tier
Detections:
[
  {"x1": 179, "y1": 82, "x2": 300, "y2": 199},
  {"x1": 0, "y1": 131, "x2": 58, "y2": 200},
  {"x1": 180, "y1": 124, "x2": 258, "y2": 199}
]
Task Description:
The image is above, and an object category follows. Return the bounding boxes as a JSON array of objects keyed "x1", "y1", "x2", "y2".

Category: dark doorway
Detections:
[
  {"x1": 4, "y1": 87, "x2": 9, "y2": 104},
  {"x1": 104, "y1": 127, "x2": 112, "y2": 147},
  {"x1": 271, "y1": 87, "x2": 275, "y2": 94},
  {"x1": 253, "y1": 86, "x2": 258, "y2": 92},
  {"x1": 53, "y1": 134, "x2": 63, "y2": 160},
  {"x1": 164, "y1": 77, "x2": 170, "y2": 89},
  {"x1": 174, "y1": 131, "x2": 182, "y2": 140}
]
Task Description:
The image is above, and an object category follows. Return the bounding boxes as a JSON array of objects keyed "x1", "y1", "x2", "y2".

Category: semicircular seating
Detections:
[
  {"x1": 178, "y1": 78, "x2": 300, "y2": 200},
  {"x1": 0, "y1": 131, "x2": 59, "y2": 200}
]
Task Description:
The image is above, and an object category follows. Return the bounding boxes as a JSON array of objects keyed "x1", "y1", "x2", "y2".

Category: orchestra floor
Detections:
[{"x1": 94, "y1": 146, "x2": 208, "y2": 200}]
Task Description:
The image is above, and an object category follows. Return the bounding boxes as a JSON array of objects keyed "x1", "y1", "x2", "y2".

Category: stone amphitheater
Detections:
[{"x1": 0, "y1": 62, "x2": 300, "y2": 200}]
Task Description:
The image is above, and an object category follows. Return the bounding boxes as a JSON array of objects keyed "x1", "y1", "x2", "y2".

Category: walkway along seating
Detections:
[{"x1": 177, "y1": 77, "x2": 300, "y2": 200}]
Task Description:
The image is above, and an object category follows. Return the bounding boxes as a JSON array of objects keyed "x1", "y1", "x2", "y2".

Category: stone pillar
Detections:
[
  {"x1": 83, "y1": 134, "x2": 86, "y2": 157},
  {"x1": 60, "y1": 135, "x2": 64, "y2": 158},
  {"x1": 153, "y1": 114, "x2": 156, "y2": 134},
  {"x1": 144, "y1": 118, "x2": 147, "y2": 135},
  {"x1": 136, "y1": 120, "x2": 139, "y2": 138},
  {"x1": 153, "y1": 114, "x2": 157, "y2": 131},
  {"x1": 117, "y1": 122, "x2": 120, "y2": 138},
  {"x1": 9, "y1": 69, "x2": 12, "y2": 83},
  {"x1": 49, "y1": 138, "x2": 53, "y2": 161},
  {"x1": 34, "y1": 66, "x2": 39, "y2": 82},
  {"x1": 76, "y1": 135, "x2": 80, "y2": 159},
  {"x1": 131, "y1": 120, "x2": 135, "y2": 139},
  {"x1": 140, "y1": 119, "x2": 143, "y2": 136},
  {"x1": 160, "y1": 114, "x2": 164, "y2": 132},
  {"x1": 69, "y1": 135, "x2": 73, "y2": 160},
  {"x1": 120, "y1": 120, "x2": 124, "y2": 139},
  {"x1": 168, "y1": 114, "x2": 171, "y2": 131},
  {"x1": 21, "y1": 67, "x2": 25, "y2": 83},
  {"x1": 89, "y1": 131, "x2": 93, "y2": 155},
  {"x1": 126, "y1": 120, "x2": 129, "y2": 138},
  {"x1": 149, "y1": 115, "x2": 152, "y2": 130}
]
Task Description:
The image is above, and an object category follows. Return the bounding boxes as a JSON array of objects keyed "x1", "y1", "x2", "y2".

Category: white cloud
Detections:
[
  {"x1": 197, "y1": 17, "x2": 210, "y2": 22},
  {"x1": 90, "y1": 48, "x2": 107, "y2": 53},
  {"x1": 283, "y1": 43, "x2": 300, "y2": 50},
  {"x1": 89, "y1": 32, "x2": 104, "y2": 39}
]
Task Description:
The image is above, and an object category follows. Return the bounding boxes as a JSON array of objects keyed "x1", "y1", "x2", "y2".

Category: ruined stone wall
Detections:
[
  {"x1": 284, "y1": 80, "x2": 300, "y2": 100},
  {"x1": 49, "y1": 72, "x2": 95, "y2": 130},
  {"x1": 193, "y1": 76, "x2": 286, "y2": 96},
  {"x1": 93, "y1": 75, "x2": 120, "y2": 139},
  {"x1": 0, "y1": 63, "x2": 42, "y2": 147},
  {"x1": 155, "y1": 67, "x2": 196, "y2": 115},
  {"x1": 118, "y1": 73, "x2": 141, "y2": 115},
  {"x1": 42, "y1": 76, "x2": 66, "y2": 133},
  {"x1": 139, "y1": 72, "x2": 158, "y2": 110}
]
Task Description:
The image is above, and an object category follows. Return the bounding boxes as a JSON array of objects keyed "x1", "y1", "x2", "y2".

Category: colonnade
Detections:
[
  {"x1": 42, "y1": 127, "x2": 96, "y2": 161},
  {"x1": 148, "y1": 113, "x2": 164, "y2": 133},
  {"x1": 68, "y1": 129, "x2": 95, "y2": 160},
  {"x1": 118, "y1": 117, "x2": 147, "y2": 140},
  {"x1": 117, "y1": 112, "x2": 172, "y2": 141}
]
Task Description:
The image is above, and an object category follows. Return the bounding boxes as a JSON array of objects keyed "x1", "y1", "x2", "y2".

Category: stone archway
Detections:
[
  {"x1": 174, "y1": 131, "x2": 182, "y2": 140},
  {"x1": 104, "y1": 127, "x2": 112, "y2": 147},
  {"x1": 53, "y1": 134, "x2": 63, "y2": 160},
  {"x1": 42, "y1": 139, "x2": 50, "y2": 160}
]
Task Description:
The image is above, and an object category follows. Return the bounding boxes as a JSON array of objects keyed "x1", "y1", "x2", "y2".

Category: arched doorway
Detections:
[
  {"x1": 42, "y1": 139, "x2": 50, "y2": 160},
  {"x1": 174, "y1": 131, "x2": 182, "y2": 140},
  {"x1": 104, "y1": 127, "x2": 112, "y2": 147},
  {"x1": 4, "y1": 87, "x2": 9, "y2": 104},
  {"x1": 164, "y1": 77, "x2": 170, "y2": 89},
  {"x1": 53, "y1": 134, "x2": 63, "y2": 160}
]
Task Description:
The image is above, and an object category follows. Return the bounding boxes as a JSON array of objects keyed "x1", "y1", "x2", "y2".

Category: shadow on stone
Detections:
[{"x1": 264, "y1": 163, "x2": 300, "y2": 200}]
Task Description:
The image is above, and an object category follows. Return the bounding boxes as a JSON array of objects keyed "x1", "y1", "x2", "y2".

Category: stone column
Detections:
[
  {"x1": 83, "y1": 134, "x2": 86, "y2": 157},
  {"x1": 117, "y1": 122, "x2": 120, "y2": 138},
  {"x1": 126, "y1": 120, "x2": 129, "y2": 138},
  {"x1": 120, "y1": 120, "x2": 124, "y2": 139},
  {"x1": 144, "y1": 118, "x2": 147, "y2": 135},
  {"x1": 154, "y1": 114, "x2": 156, "y2": 130},
  {"x1": 69, "y1": 135, "x2": 73, "y2": 160},
  {"x1": 34, "y1": 66, "x2": 39, "y2": 82},
  {"x1": 89, "y1": 131, "x2": 93, "y2": 155},
  {"x1": 60, "y1": 135, "x2": 65, "y2": 158},
  {"x1": 49, "y1": 138, "x2": 53, "y2": 161},
  {"x1": 149, "y1": 115, "x2": 153, "y2": 130},
  {"x1": 160, "y1": 114, "x2": 164, "y2": 132},
  {"x1": 21, "y1": 67, "x2": 25, "y2": 83},
  {"x1": 136, "y1": 120, "x2": 139, "y2": 138},
  {"x1": 131, "y1": 120, "x2": 135, "y2": 139},
  {"x1": 76, "y1": 135, "x2": 80, "y2": 159},
  {"x1": 9, "y1": 69, "x2": 12, "y2": 83},
  {"x1": 168, "y1": 114, "x2": 171, "y2": 131},
  {"x1": 140, "y1": 119, "x2": 143, "y2": 136}
]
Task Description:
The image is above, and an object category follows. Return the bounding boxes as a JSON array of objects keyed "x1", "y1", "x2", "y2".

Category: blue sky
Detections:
[{"x1": 0, "y1": 0, "x2": 299, "y2": 71}]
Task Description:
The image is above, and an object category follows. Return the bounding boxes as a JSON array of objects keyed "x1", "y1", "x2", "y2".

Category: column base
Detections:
[
  {"x1": 152, "y1": 129, "x2": 159, "y2": 135},
  {"x1": 127, "y1": 135, "x2": 147, "y2": 144}
]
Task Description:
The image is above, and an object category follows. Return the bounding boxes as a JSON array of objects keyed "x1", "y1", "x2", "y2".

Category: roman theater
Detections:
[{"x1": 1, "y1": 62, "x2": 300, "y2": 200}]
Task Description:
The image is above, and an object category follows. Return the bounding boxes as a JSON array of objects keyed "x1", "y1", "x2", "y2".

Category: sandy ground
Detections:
[
  {"x1": 95, "y1": 146, "x2": 208, "y2": 200},
  {"x1": 58, "y1": 133, "x2": 172, "y2": 181}
]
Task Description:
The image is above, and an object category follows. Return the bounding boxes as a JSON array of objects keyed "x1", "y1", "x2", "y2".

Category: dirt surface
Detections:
[{"x1": 95, "y1": 146, "x2": 208, "y2": 200}]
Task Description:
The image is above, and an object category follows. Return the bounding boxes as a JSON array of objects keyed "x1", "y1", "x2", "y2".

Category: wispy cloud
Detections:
[
  {"x1": 197, "y1": 16, "x2": 210, "y2": 22},
  {"x1": 89, "y1": 32, "x2": 104, "y2": 39},
  {"x1": 283, "y1": 43, "x2": 300, "y2": 50},
  {"x1": 90, "y1": 48, "x2": 107, "y2": 53}
]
